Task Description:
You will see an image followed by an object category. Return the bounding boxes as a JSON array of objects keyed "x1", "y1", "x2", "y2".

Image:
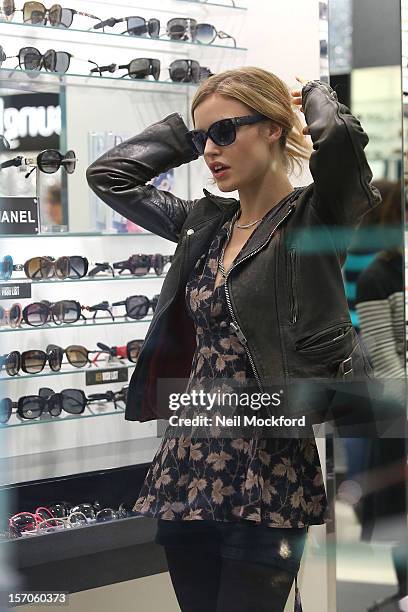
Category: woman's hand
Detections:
[{"x1": 292, "y1": 75, "x2": 310, "y2": 135}]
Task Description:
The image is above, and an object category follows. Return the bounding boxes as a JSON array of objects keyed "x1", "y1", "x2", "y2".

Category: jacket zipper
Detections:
[
  {"x1": 289, "y1": 248, "x2": 298, "y2": 324},
  {"x1": 224, "y1": 203, "x2": 297, "y2": 392}
]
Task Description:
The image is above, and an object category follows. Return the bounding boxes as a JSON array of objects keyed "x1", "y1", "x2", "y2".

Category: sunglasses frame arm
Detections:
[{"x1": 217, "y1": 30, "x2": 237, "y2": 47}]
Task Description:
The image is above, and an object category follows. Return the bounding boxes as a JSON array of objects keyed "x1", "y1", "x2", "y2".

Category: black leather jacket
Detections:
[{"x1": 86, "y1": 79, "x2": 382, "y2": 424}]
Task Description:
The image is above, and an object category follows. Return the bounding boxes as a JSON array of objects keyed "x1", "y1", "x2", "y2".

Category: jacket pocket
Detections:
[
  {"x1": 295, "y1": 321, "x2": 353, "y2": 353},
  {"x1": 287, "y1": 247, "x2": 299, "y2": 323}
]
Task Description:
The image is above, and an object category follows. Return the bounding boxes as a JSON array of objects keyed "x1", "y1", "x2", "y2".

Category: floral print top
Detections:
[{"x1": 133, "y1": 217, "x2": 330, "y2": 528}]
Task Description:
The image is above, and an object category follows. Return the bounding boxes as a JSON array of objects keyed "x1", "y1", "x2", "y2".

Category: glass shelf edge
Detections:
[
  {"x1": 0, "y1": 232, "x2": 154, "y2": 238},
  {"x1": 0, "y1": 363, "x2": 135, "y2": 382},
  {"x1": 0, "y1": 20, "x2": 247, "y2": 51},
  {"x1": 3, "y1": 273, "x2": 167, "y2": 284},
  {"x1": 1, "y1": 408, "x2": 126, "y2": 429},
  {"x1": 0, "y1": 317, "x2": 153, "y2": 333}
]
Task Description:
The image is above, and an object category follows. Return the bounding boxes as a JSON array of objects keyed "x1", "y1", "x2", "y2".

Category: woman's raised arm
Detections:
[
  {"x1": 86, "y1": 112, "x2": 199, "y2": 243},
  {"x1": 296, "y1": 79, "x2": 382, "y2": 228}
]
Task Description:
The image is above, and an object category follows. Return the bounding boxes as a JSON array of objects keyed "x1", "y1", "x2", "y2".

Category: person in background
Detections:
[{"x1": 354, "y1": 181, "x2": 407, "y2": 611}]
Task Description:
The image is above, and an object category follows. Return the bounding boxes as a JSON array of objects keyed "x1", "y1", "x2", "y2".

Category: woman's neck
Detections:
[{"x1": 237, "y1": 169, "x2": 294, "y2": 225}]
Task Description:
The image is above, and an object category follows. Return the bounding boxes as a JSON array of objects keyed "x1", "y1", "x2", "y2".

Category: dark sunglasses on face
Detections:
[
  {"x1": 112, "y1": 295, "x2": 159, "y2": 320},
  {"x1": 1, "y1": 0, "x2": 101, "y2": 27},
  {"x1": 186, "y1": 114, "x2": 268, "y2": 156},
  {"x1": 93, "y1": 15, "x2": 160, "y2": 38},
  {"x1": 0, "y1": 347, "x2": 63, "y2": 376},
  {"x1": 165, "y1": 17, "x2": 236, "y2": 47}
]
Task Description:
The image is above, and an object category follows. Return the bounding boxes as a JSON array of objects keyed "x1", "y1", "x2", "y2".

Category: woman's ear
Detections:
[{"x1": 263, "y1": 121, "x2": 283, "y2": 146}]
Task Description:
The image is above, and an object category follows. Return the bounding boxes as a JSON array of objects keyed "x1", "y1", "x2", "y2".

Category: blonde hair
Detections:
[{"x1": 191, "y1": 66, "x2": 312, "y2": 177}]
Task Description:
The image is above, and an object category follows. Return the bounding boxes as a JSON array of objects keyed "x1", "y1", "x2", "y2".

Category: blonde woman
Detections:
[{"x1": 87, "y1": 68, "x2": 381, "y2": 612}]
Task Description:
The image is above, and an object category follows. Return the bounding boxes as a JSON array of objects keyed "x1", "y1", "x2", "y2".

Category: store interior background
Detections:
[{"x1": 0, "y1": 0, "x2": 406, "y2": 610}]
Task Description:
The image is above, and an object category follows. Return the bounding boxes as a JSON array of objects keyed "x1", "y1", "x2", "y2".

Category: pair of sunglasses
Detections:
[
  {"x1": 24, "y1": 148, "x2": 76, "y2": 178},
  {"x1": 23, "y1": 255, "x2": 88, "y2": 280},
  {"x1": 96, "y1": 340, "x2": 144, "y2": 364},
  {"x1": 186, "y1": 114, "x2": 268, "y2": 156},
  {"x1": 45, "y1": 343, "x2": 106, "y2": 369},
  {"x1": 112, "y1": 295, "x2": 159, "y2": 321},
  {"x1": 0, "y1": 303, "x2": 22, "y2": 328},
  {"x1": 1, "y1": 1, "x2": 100, "y2": 27},
  {"x1": 89, "y1": 57, "x2": 160, "y2": 81},
  {"x1": 0, "y1": 135, "x2": 10, "y2": 150},
  {"x1": 0, "y1": 347, "x2": 62, "y2": 376},
  {"x1": 0, "y1": 147, "x2": 77, "y2": 176},
  {"x1": 113, "y1": 254, "x2": 172, "y2": 276},
  {"x1": 93, "y1": 15, "x2": 160, "y2": 38},
  {"x1": 0, "y1": 45, "x2": 73, "y2": 73},
  {"x1": 0, "y1": 386, "x2": 128, "y2": 423},
  {"x1": 21, "y1": 300, "x2": 84, "y2": 327},
  {"x1": 165, "y1": 17, "x2": 236, "y2": 47}
]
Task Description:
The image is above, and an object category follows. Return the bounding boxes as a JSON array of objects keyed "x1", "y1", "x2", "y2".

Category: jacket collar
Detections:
[
  {"x1": 202, "y1": 187, "x2": 302, "y2": 264},
  {"x1": 202, "y1": 188, "x2": 239, "y2": 212}
]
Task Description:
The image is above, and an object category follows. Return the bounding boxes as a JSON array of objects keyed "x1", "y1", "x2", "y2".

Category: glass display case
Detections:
[{"x1": 0, "y1": 0, "x2": 249, "y2": 594}]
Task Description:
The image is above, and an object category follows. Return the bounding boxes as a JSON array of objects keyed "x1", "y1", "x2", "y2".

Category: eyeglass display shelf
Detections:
[
  {"x1": 1, "y1": 407, "x2": 126, "y2": 429},
  {"x1": 0, "y1": 361, "x2": 136, "y2": 382},
  {"x1": 0, "y1": 20, "x2": 247, "y2": 51},
  {"x1": 53, "y1": 0, "x2": 247, "y2": 14},
  {"x1": 3, "y1": 273, "x2": 166, "y2": 284},
  {"x1": 0, "y1": 461, "x2": 167, "y2": 593},
  {"x1": 0, "y1": 231, "x2": 154, "y2": 237},
  {"x1": 0, "y1": 316, "x2": 154, "y2": 334},
  {"x1": 0, "y1": 67, "x2": 219, "y2": 95},
  {"x1": 176, "y1": 0, "x2": 247, "y2": 9}
]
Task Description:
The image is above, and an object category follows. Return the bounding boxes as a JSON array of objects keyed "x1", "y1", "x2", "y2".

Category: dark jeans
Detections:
[
  {"x1": 164, "y1": 546, "x2": 297, "y2": 612},
  {"x1": 156, "y1": 519, "x2": 308, "y2": 612}
]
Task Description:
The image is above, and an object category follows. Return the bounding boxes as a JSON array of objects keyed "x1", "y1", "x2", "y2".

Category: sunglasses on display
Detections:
[
  {"x1": 21, "y1": 255, "x2": 88, "y2": 280},
  {"x1": 186, "y1": 114, "x2": 269, "y2": 156},
  {"x1": 92, "y1": 15, "x2": 236, "y2": 47},
  {"x1": 113, "y1": 254, "x2": 173, "y2": 276},
  {"x1": 45, "y1": 343, "x2": 111, "y2": 369},
  {"x1": 112, "y1": 295, "x2": 159, "y2": 320},
  {"x1": 0, "y1": 385, "x2": 128, "y2": 424},
  {"x1": 0, "y1": 134, "x2": 10, "y2": 150},
  {"x1": 20, "y1": 298, "x2": 120, "y2": 327},
  {"x1": 21, "y1": 300, "x2": 94, "y2": 327},
  {"x1": 164, "y1": 17, "x2": 236, "y2": 47},
  {"x1": 0, "y1": 147, "x2": 77, "y2": 177},
  {"x1": 88, "y1": 58, "x2": 212, "y2": 83},
  {"x1": 96, "y1": 340, "x2": 144, "y2": 363},
  {"x1": 0, "y1": 347, "x2": 63, "y2": 376},
  {"x1": 93, "y1": 15, "x2": 160, "y2": 38},
  {"x1": 0, "y1": 303, "x2": 22, "y2": 328},
  {"x1": 1, "y1": 1, "x2": 101, "y2": 28},
  {"x1": 89, "y1": 57, "x2": 161, "y2": 81},
  {"x1": 0, "y1": 255, "x2": 22, "y2": 280}
]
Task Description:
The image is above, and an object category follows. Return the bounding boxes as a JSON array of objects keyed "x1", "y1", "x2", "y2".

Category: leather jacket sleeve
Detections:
[
  {"x1": 85, "y1": 112, "x2": 199, "y2": 243},
  {"x1": 302, "y1": 80, "x2": 382, "y2": 227}
]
